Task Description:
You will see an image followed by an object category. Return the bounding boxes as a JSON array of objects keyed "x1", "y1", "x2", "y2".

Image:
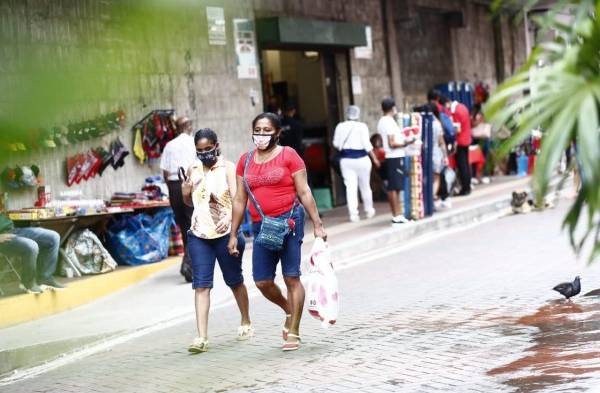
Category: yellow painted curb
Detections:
[{"x1": 0, "y1": 257, "x2": 180, "y2": 329}]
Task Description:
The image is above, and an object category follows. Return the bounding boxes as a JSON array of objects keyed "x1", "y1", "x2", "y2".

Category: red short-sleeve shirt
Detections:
[
  {"x1": 236, "y1": 146, "x2": 305, "y2": 222},
  {"x1": 451, "y1": 102, "x2": 472, "y2": 147}
]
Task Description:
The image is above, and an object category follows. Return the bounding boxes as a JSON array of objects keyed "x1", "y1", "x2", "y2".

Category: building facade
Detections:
[{"x1": 0, "y1": 0, "x2": 527, "y2": 208}]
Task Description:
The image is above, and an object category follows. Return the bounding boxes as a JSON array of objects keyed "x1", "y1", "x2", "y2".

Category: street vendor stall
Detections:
[{"x1": 0, "y1": 109, "x2": 186, "y2": 295}]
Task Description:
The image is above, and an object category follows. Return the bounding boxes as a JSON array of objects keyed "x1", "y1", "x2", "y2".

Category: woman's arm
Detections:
[
  {"x1": 215, "y1": 161, "x2": 237, "y2": 233},
  {"x1": 292, "y1": 169, "x2": 327, "y2": 239},
  {"x1": 332, "y1": 124, "x2": 342, "y2": 150},
  {"x1": 230, "y1": 176, "x2": 247, "y2": 235},
  {"x1": 227, "y1": 175, "x2": 249, "y2": 257},
  {"x1": 439, "y1": 133, "x2": 449, "y2": 164}
]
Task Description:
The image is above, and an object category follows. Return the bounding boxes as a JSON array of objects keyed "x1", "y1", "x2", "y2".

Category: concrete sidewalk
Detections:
[
  {"x1": 3, "y1": 195, "x2": 598, "y2": 392},
  {"x1": 0, "y1": 175, "x2": 533, "y2": 377}
]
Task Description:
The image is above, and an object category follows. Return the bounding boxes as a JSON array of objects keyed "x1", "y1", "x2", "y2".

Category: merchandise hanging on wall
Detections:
[
  {"x1": 131, "y1": 110, "x2": 176, "y2": 164},
  {"x1": 1, "y1": 165, "x2": 41, "y2": 189},
  {"x1": 435, "y1": 81, "x2": 474, "y2": 112},
  {"x1": 4, "y1": 110, "x2": 125, "y2": 153},
  {"x1": 65, "y1": 138, "x2": 130, "y2": 187}
]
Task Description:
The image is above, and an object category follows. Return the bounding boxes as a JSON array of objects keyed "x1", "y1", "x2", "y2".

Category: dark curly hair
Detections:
[
  {"x1": 252, "y1": 112, "x2": 281, "y2": 130},
  {"x1": 194, "y1": 128, "x2": 218, "y2": 145}
]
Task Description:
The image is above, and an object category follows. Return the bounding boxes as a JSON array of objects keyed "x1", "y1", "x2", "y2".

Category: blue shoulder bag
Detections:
[{"x1": 243, "y1": 150, "x2": 296, "y2": 251}]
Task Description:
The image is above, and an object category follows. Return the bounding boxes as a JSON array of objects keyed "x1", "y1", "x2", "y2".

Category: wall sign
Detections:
[
  {"x1": 233, "y1": 19, "x2": 258, "y2": 79},
  {"x1": 207, "y1": 7, "x2": 226, "y2": 45},
  {"x1": 352, "y1": 75, "x2": 363, "y2": 95},
  {"x1": 354, "y1": 26, "x2": 373, "y2": 59}
]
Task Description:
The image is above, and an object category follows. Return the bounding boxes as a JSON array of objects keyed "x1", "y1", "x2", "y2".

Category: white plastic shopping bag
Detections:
[{"x1": 306, "y1": 238, "x2": 339, "y2": 328}]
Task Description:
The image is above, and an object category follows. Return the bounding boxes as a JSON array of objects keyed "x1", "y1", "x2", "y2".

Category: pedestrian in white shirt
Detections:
[
  {"x1": 160, "y1": 116, "x2": 197, "y2": 274},
  {"x1": 377, "y1": 98, "x2": 416, "y2": 224},
  {"x1": 333, "y1": 105, "x2": 380, "y2": 222}
]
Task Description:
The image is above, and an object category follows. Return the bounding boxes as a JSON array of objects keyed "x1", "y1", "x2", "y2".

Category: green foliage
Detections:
[
  {"x1": 0, "y1": 0, "x2": 208, "y2": 154},
  {"x1": 486, "y1": 0, "x2": 600, "y2": 262}
]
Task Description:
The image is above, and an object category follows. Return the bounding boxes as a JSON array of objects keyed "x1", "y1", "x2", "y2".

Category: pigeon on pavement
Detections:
[{"x1": 553, "y1": 276, "x2": 581, "y2": 301}]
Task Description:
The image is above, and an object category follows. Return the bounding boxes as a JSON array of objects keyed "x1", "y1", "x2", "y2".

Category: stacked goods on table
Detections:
[
  {"x1": 9, "y1": 198, "x2": 111, "y2": 220},
  {"x1": 109, "y1": 176, "x2": 169, "y2": 209}
]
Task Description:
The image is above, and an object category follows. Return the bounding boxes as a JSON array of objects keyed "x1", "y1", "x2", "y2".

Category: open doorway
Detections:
[{"x1": 259, "y1": 49, "x2": 351, "y2": 207}]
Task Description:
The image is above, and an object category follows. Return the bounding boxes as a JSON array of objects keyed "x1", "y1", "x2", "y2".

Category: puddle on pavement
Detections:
[{"x1": 488, "y1": 298, "x2": 600, "y2": 392}]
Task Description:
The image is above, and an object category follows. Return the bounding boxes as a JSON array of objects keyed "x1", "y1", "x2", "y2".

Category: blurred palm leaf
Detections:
[{"x1": 486, "y1": 0, "x2": 600, "y2": 262}]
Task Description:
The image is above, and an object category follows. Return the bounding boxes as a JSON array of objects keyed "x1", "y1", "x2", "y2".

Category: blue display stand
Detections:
[
  {"x1": 435, "y1": 81, "x2": 474, "y2": 112},
  {"x1": 421, "y1": 113, "x2": 434, "y2": 217},
  {"x1": 403, "y1": 156, "x2": 411, "y2": 218}
]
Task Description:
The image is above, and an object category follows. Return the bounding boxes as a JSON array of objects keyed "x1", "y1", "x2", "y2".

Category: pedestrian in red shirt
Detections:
[
  {"x1": 443, "y1": 97, "x2": 472, "y2": 195},
  {"x1": 228, "y1": 112, "x2": 327, "y2": 352}
]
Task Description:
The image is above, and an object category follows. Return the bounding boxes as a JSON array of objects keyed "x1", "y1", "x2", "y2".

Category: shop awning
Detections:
[{"x1": 256, "y1": 17, "x2": 367, "y2": 48}]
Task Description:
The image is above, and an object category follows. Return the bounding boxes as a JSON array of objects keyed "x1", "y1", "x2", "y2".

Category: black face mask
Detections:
[{"x1": 197, "y1": 149, "x2": 218, "y2": 167}]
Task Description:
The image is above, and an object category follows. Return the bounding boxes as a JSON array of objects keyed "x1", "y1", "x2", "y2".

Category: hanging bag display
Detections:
[{"x1": 243, "y1": 150, "x2": 296, "y2": 251}]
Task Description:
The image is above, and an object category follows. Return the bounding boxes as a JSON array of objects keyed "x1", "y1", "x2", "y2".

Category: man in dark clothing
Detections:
[{"x1": 279, "y1": 102, "x2": 304, "y2": 157}]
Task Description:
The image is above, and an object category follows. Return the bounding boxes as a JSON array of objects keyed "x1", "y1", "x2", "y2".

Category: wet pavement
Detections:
[
  {"x1": 3, "y1": 200, "x2": 600, "y2": 392},
  {"x1": 489, "y1": 298, "x2": 600, "y2": 392}
]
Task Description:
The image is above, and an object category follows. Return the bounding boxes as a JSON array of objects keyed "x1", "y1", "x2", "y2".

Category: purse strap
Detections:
[
  {"x1": 340, "y1": 124, "x2": 357, "y2": 150},
  {"x1": 243, "y1": 149, "x2": 296, "y2": 220}
]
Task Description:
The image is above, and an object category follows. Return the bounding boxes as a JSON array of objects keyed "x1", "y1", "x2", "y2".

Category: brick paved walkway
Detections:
[{"x1": 4, "y1": 202, "x2": 600, "y2": 392}]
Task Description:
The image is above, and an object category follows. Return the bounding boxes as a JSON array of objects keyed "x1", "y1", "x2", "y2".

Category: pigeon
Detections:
[{"x1": 553, "y1": 276, "x2": 581, "y2": 300}]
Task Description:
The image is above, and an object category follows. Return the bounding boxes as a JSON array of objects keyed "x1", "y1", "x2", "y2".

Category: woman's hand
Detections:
[
  {"x1": 215, "y1": 213, "x2": 231, "y2": 234},
  {"x1": 314, "y1": 224, "x2": 327, "y2": 241},
  {"x1": 227, "y1": 235, "x2": 240, "y2": 257}
]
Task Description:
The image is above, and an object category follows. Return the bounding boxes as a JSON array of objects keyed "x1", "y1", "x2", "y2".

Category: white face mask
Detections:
[{"x1": 252, "y1": 134, "x2": 272, "y2": 150}]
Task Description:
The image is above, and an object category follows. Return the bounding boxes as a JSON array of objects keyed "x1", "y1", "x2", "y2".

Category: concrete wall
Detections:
[
  {"x1": 0, "y1": 0, "x2": 527, "y2": 210},
  {"x1": 0, "y1": 0, "x2": 261, "y2": 209},
  {"x1": 253, "y1": 0, "x2": 393, "y2": 132},
  {"x1": 392, "y1": 0, "x2": 527, "y2": 106},
  {"x1": 450, "y1": 2, "x2": 498, "y2": 87}
]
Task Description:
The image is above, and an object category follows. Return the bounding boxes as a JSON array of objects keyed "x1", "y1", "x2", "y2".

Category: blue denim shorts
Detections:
[
  {"x1": 251, "y1": 206, "x2": 305, "y2": 282},
  {"x1": 187, "y1": 232, "x2": 245, "y2": 289}
]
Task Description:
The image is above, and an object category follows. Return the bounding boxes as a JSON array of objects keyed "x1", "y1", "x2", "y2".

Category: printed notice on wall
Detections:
[
  {"x1": 207, "y1": 7, "x2": 226, "y2": 45},
  {"x1": 352, "y1": 75, "x2": 363, "y2": 95},
  {"x1": 233, "y1": 19, "x2": 258, "y2": 79},
  {"x1": 354, "y1": 26, "x2": 372, "y2": 59}
]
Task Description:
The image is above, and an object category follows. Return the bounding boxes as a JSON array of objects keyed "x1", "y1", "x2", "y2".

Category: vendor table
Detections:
[{"x1": 11, "y1": 202, "x2": 171, "y2": 277}]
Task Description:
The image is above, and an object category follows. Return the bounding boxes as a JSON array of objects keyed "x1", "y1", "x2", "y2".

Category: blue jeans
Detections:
[
  {"x1": 0, "y1": 227, "x2": 60, "y2": 288},
  {"x1": 187, "y1": 232, "x2": 245, "y2": 289},
  {"x1": 251, "y1": 206, "x2": 305, "y2": 281}
]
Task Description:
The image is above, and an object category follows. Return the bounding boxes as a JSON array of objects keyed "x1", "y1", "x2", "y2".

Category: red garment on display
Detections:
[
  {"x1": 451, "y1": 102, "x2": 472, "y2": 147},
  {"x1": 448, "y1": 145, "x2": 485, "y2": 175},
  {"x1": 236, "y1": 146, "x2": 305, "y2": 222}
]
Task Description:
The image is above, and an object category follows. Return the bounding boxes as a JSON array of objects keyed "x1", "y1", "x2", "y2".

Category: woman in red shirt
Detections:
[{"x1": 228, "y1": 112, "x2": 327, "y2": 351}]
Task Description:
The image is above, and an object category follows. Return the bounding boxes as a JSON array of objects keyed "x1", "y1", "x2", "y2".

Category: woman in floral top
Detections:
[{"x1": 182, "y1": 128, "x2": 252, "y2": 353}]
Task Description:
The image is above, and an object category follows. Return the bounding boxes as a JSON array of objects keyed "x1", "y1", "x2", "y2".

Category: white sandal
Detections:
[
  {"x1": 188, "y1": 337, "x2": 209, "y2": 353},
  {"x1": 237, "y1": 324, "x2": 254, "y2": 340}
]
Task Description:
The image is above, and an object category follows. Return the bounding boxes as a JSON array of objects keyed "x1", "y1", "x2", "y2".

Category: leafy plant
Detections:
[{"x1": 486, "y1": 0, "x2": 600, "y2": 262}]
